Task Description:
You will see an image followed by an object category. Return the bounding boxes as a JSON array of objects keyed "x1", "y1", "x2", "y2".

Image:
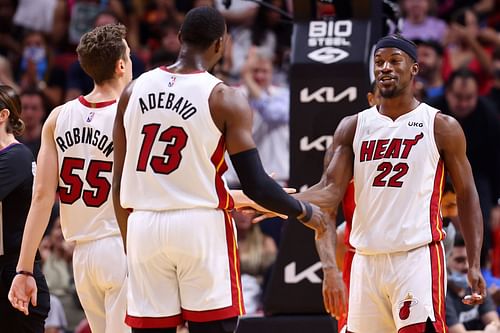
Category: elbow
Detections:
[{"x1": 31, "y1": 189, "x2": 55, "y2": 207}]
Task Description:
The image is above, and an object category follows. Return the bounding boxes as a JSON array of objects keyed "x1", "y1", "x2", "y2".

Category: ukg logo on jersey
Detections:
[{"x1": 307, "y1": 20, "x2": 352, "y2": 64}]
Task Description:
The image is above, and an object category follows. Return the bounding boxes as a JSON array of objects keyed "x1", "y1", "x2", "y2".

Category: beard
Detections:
[{"x1": 380, "y1": 86, "x2": 400, "y2": 98}]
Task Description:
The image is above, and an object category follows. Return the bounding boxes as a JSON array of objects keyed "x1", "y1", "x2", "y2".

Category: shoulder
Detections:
[
  {"x1": 434, "y1": 112, "x2": 463, "y2": 135},
  {"x1": 209, "y1": 83, "x2": 249, "y2": 111},
  {"x1": 434, "y1": 112, "x2": 465, "y2": 152},
  {"x1": 332, "y1": 114, "x2": 358, "y2": 146},
  {"x1": 44, "y1": 104, "x2": 66, "y2": 132},
  {"x1": 338, "y1": 113, "x2": 358, "y2": 133}
]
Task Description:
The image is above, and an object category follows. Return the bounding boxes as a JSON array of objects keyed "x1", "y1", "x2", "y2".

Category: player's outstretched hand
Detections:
[
  {"x1": 298, "y1": 202, "x2": 327, "y2": 239},
  {"x1": 8, "y1": 274, "x2": 38, "y2": 315},
  {"x1": 463, "y1": 267, "x2": 487, "y2": 305},
  {"x1": 322, "y1": 268, "x2": 347, "y2": 320}
]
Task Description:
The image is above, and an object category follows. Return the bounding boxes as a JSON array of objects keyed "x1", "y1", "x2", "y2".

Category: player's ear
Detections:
[
  {"x1": 214, "y1": 37, "x2": 222, "y2": 54},
  {"x1": 116, "y1": 58, "x2": 125, "y2": 75},
  {"x1": 411, "y1": 61, "x2": 419, "y2": 76}
]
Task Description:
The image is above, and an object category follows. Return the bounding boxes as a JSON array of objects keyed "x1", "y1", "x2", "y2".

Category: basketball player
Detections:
[
  {"x1": 112, "y1": 6, "x2": 325, "y2": 333},
  {"x1": 8, "y1": 24, "x2": 132, "y2": 333},
  {"x1": 0, "y1": 85, "x2": 50, "y2": 332},
  {"x1": 296, "y1": 34, "x2": 486, "y2": 332}
]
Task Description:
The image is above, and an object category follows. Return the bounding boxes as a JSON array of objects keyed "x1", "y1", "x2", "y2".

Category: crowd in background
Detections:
[{"x1": 0, "y1": 0, "x2": 500, "y2": 332}]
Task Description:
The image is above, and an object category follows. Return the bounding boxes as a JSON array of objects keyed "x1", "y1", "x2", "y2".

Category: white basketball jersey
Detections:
[
  {"x1": 54, "y1": 96, "x2": 120, "y2": 242},
  {"x1": 351, "y1": 103, "x2": 445, "y2": 254},
  {"x1": 120, "y1": 67, "x2": 234, "y2": 211}
]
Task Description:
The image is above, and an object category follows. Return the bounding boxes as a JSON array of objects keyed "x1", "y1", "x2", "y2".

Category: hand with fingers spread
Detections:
[
  {"x1": 8, "y1": 273, "x2": 38, "y2": 315},
  {"x1": 322, "y1": 267, "x2": 347, "y2": 319}
]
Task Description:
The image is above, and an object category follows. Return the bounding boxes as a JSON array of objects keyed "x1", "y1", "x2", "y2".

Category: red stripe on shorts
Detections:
[
  {"x1": 182, "y1": 210, "x2": 245, "y2": 322},
  {"x1": 398, "y1": 243, "x2": 447, "y2": 333},
  {"x1": 429, "y1": 242, "x2": 447, "y2": 333}
]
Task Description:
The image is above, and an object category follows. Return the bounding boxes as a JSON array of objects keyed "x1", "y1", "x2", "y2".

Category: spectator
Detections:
[
  {"x1": 441, "y1": 181, "x2": 458, "y2": 258},
  {"x1": 233, "y1": 210, "x2": 277, "y2": 314},
  {"x1": 240, "y1": 47, "x2": 290, "y2": 185},
  {"x1": 18, "y1": 88, "x2": 47, "y2": 158},
  {"x1": 443, "y1": 7, "x2": 494, "y2": 95},
  {"x1": 148, "y1": 21, "x2": 180, "y2": 69},
  {"x1": 39, "y1": 237, "x2": 68, "y2": 333},
  {"x1": 415, "y1": 39, "x2": 445, "y2": 100},
  {"x1": 428, "y1": 68, "x2": 500, "y2": 256},
  {"x1": 486, "y1": 47, "x2": 500, "y2": 116},
  {"x1": 401, "y1": 0, "x2": 448, "y2": 43},
  {"x1": 446, "y1": 233, "x2": 500, "y2": 332},
  {"x1": 18, "y1": 30, "x2": 66, "y2": 107}
]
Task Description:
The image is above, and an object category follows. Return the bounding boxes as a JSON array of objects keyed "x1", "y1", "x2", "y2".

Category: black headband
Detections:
[{"x1": 374, "y1": 35, "x2": 417, "y2": 62}]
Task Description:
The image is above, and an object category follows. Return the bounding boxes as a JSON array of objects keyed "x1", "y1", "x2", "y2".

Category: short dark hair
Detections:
[
  {"x1": 445, "y1": 68, "x2": 478, "y2": 90},
  {"x1": 0, "y1": 85, "x2": 24, "y2": 136},
  {"x1": 77, "y1": 24, "x2": 127, "y2": 84},
  {"x1": 454, "y1": 232, "x2": 465, "y2": 247},
  {"x1": 180, "y1": 6, "x2": 225, "y2": 50},
  {"x1": 413, "y1": 39, "x2": 444, "y2": 56},
  {"x1": 443, "y1": 180, "x2": 455, "y2": 195}
]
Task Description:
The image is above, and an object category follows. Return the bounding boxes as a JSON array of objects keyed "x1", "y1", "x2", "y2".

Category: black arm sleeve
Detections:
[{"x1": 230, "y1": 148, "x2": 303, "y2": 218}]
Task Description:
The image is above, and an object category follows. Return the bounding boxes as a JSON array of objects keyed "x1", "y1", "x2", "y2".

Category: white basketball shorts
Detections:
[
  {"x1": 125, "y1": 208, "x2": 245, "y2": 329},
  {"x1": 347, "y1": 242, "x2": 447, "y2": 333}
]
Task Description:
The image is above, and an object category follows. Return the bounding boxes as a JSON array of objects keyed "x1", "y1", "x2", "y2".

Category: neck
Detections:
[
  {"x1": 379, "y1": 91, "x2": 420, "y2": 120},
  {"x1": 86, "y1": 79, "x2": 126, "y2": 102},
  {"x1": 169, "y1": 47, "x2": 211, "y2": 73},
  {"x1": 0, "y1": 131, "x2": 17, "y2": 150}
]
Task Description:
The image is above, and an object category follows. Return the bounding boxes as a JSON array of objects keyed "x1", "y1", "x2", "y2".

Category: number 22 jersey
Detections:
[
  {"x1": 54, "y1": 96, "x2": 119, "y2": 242},
  {"x1": 351, "y1": 103, "x2": 445, "y2": 254},
  {"x1": 120, "y1": 67, "x2": 234, "y2": 211}
]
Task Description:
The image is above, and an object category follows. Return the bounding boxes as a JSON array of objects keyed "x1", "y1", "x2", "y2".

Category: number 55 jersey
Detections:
[
  {"x1": 120, "y1": 68, "x2": 233, "y2": 212},
  {"x1": 55, "y1": 96, "x2": 119, "y2": 242},
  {"x1": 351, "y1": 103, "x2": 445, "y2": 254}
]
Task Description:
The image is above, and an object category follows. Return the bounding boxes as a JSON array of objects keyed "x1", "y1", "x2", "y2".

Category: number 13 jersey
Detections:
[
  {"x1": 54, "y1": 96, "x2": 119, "y2": 242},
  {"x1": 120, "y1": 68, "x2": 234, "y2": 212},
  {"x1": 351, "y1": 103, "x2": 445, "y2": 254}
]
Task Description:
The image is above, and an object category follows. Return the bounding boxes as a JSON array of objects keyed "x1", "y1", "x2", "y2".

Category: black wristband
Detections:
[
  {"x1": 16, "y1": 270, "x2": 34, "y2": 277},
  {"x1": 298, "y1": 201, "x2": 313, "y2": 223}
]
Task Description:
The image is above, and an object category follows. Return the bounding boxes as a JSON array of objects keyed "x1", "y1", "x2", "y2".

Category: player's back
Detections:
[
  {"x1": 54, "y1": 96, "x2": 120, "y2": 242},
  {"x1": 120, "y1": 67, "x2": 233, "y2": 211}
]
